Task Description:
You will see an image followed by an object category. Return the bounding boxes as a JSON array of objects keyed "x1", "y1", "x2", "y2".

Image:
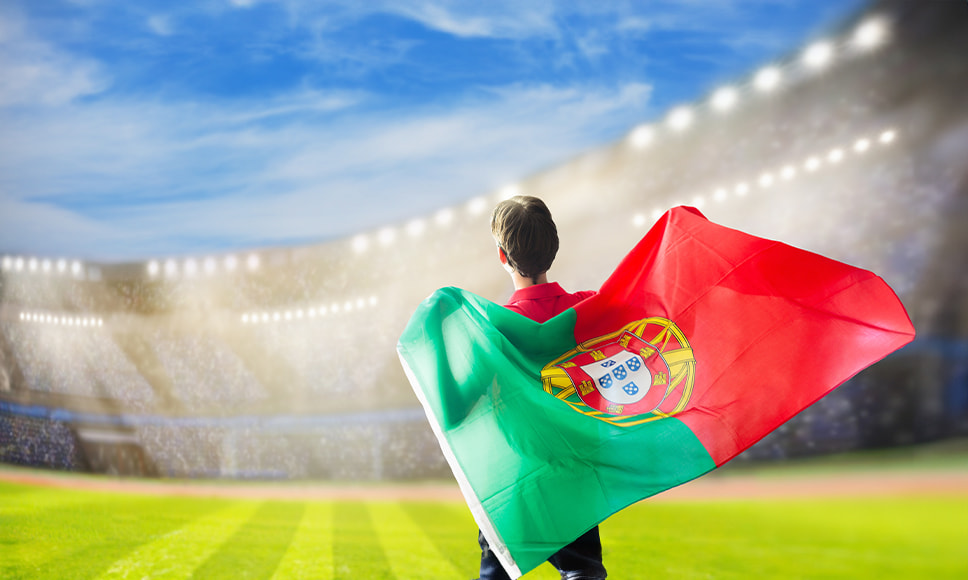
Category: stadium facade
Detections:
[{"x1": 1, "y1": 0, "x2": 966, "y2": 480}]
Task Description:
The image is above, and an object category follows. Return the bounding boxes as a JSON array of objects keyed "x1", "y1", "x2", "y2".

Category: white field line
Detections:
[
  {"x1": 368, "y1": 501, "x2": 463, "y2": 580},
  {"x1": 271, "y1": 502, "x2": 333, "y2": 580},
  {"x1": 96, "y1": 501, "x2": 260, "y2": 580}
]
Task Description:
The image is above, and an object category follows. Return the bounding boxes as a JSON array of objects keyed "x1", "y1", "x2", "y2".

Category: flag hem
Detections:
[{"x1": 396, "y1": 349, "x2": 523, "y2": 579}]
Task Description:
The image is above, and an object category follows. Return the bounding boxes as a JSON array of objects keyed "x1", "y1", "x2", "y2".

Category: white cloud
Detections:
[
  {"x1": 147, "y1": 14, "x2": 174, "y2": 37},
  {"x1": 0, "y1": 11, "x2": 108, "y2": 106},
  {"x1": 0, "y1": 80, "x2": 652, "y2": 259}
]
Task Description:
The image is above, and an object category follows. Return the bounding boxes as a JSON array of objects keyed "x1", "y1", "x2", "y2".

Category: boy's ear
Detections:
[{"x1": 497, "y1": 247, "x2": 515, "y2": 274}]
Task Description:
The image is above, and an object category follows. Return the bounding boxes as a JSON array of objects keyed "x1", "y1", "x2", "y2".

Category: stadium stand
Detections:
[{"x1": 0, "y1": 0, "x2": 965, "y2": 478}]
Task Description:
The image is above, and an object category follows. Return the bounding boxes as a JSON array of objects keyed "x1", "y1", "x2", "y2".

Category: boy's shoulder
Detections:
[{"x1": 505, "y1": 283, "x2": 596, "y2": 322}]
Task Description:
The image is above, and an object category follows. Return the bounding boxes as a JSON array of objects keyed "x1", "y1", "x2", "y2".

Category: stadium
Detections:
[{"x1": 1, "y1": 0, "x2": 967, "y2": 577}]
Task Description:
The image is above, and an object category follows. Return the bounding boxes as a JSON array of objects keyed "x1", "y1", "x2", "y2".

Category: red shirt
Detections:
[{"x1": 504, "y1": 282, "x2": 596, "y2": 323}]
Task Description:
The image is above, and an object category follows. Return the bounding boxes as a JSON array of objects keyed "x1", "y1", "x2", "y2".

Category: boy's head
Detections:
[{"x1": 490, "y1": 195, "x2": 559, "y2": 283}]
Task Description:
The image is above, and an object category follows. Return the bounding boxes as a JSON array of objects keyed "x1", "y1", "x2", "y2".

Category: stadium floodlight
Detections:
[
  {"x1": 41, "y1": 259, "x2": 51, "y2": 273},
  {"x1": 467, "y1": 196, "x2": 488, "y2": 216},
  {"x1": 14, "y1": 257, "x2": 24, "y2": 271},
  {"x1": 71, "y1": 261, "x2": 82, "y2": 276},
  {"x1": 714, "y1": 188, "x2": 728, "y2": 202},
  {"x1": 407, "y1": 219, "x2": 427, "y2": 238},
  {"x1": 711, "y1": 87, "x2": 739, "y2": 112},
  {"x1": 19, "y1": 312, "x2": 24, "y2": 321},
  {"x1": 759, "y1": 173, "x2": 775, "y2": 188},
  {"x1": 147, "y1": 260, "x2": 160, "y2": 277},
  {"x1": 632, "y1": 213, "x2": 646, "y2": 227},
  {"x1": 331, "y1": 303, "x2": 340, "y2": 313},
  {"x1": 46, "y1": 314, "x2": 52, "y2": 323},
  {"x1": 879, "y1": 129, "x2": 896, "y2": 144},
  {"x1": 246, "y1": 254, "x2": 260, "y2": 271},
  {"x1": 98, "y1": 319, "x2": 103, "y2": 327},
  {"x1": 356, "y1": 298, "x2": 365, "y2": 309},
  {"x1": 804, "y1": 156, "x2": 821, "y2": 171},
  {"x1": 667, "y1": 107, "x2": 694, "y2": 131},
  {"x1": 319, "y1": 305, "x2": 328, "y2": 316},
  {"x1": 203, "y1": 257, "x2": 216, "y2": 275},
  {"x1": 28, "y1": 258, "x2": 37, "y2": 272},
  {"x1": 224, "y1": 254, "x2": 238, "y2": 272},
  {"x1": 344, "y1": 301, "x2": 353, "y2": 312},
  {"x1": 352, "y1": 235, "x2": 369, "y2": 254},
  {"x1": 827, "y1": 148, "x2": 845, "y2": 163},
  {"x1": 164, "y1": 259, "x2": 178, "y2": 278},
  {"x1": 1, "y1": 256, "x2": 10, "y2": 271},
  {"x1": 377, "y1": 227, "x2": 396, "y2": 246},
  {"x1": 853, "y1": 17, "x2": 888, "y2": 51},
  {"x1": 691, "y1": 196, "x2": 706, "y2": 209},
  {"x1": 56, "y1": 259, "x2": 66, "y2": 274},
  {"x1": 628, "y1": 125, "x2": 655, "y2": 149},
  {"x1": 854, "y1": 138, "x2": 871, "y2": 153},
  {"x1": 754, "y1": 66, "x2": 781, "y2": 92},
  {"x1": 273, "y1": 312, "x2": 280, "y2": 321},
  {"x1": 650, "y1": 208, "x2": 663, "y2": 221},
  {"x1": 284, "y1": 311, "x2": 292, "y2": 320},
  {"x1": 309, "y1": 308, "x2": 317, "y2": 318},
  {"x1": 261, "y1": 312, "x2": 269, "y2": 323},
  {"x1": 435, "y1": 208, "x2": 455, "y2": 227},
  {"x1": 296, "y1": 309, "x2": 304, "y2": 319},
  {"x1": 803, "y1": 41, "x2": 834, "y2": 69},
  {"x1": 369, "y1": 296, "x2": 377, "y2": 306},
  {"x1": 498, "y1": 184, "x2": 520, "y2": 200},
  {"x1": 781, "y1": 166, "x2": 796, "y2": 180},
  {"x1": 184, "y1": 258, "x2": 198, "y2": 278},
  {"x1": 242, "y1": 314, "x2": 249, "y2": 324}
]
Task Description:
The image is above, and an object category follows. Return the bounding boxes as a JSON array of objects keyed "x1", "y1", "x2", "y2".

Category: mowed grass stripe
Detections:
[
  {"x1": 96, "y1": 500, "x2": 261, "y2": 580},
  {"x1": 369, "y1": 501, "x2": 463, "y2": 579},
  {"x1": 332, "y1": 501, "x2": 394, "y2": 580},
  {"x1": 399, "y1": 502, "x2": 479, "y2": 576},
  {"x1": 272, "y1": 502, "x2": 334, "y2": 580},
  {"x1": 193, "y1": 501, "x2": 304, "y2": 579},
  {"x1": 0, "y1": 485, "x2": 225, "y2": 579},
  {"x1": 601, "y1": 497, "x2": 968, "y2": 579}
]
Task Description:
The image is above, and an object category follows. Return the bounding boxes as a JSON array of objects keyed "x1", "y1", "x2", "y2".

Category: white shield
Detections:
[{"x1": 580, "y1": 350, "x2": 651, "y2": 405}]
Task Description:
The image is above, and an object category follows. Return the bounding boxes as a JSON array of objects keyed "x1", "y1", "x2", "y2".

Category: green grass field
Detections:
[{"x1": 2, "y1": 452, "x2": 967, "y2": 579}]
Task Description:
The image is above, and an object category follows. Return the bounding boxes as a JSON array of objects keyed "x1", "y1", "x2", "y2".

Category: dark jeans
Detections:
[{"x1": 477, "y1": 527, "x2": 607, "y2": 580}]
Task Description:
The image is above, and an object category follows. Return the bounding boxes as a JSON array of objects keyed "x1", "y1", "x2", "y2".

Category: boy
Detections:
[{"x1": 478, "y1": 195, "x2": 607, "y2": 580}]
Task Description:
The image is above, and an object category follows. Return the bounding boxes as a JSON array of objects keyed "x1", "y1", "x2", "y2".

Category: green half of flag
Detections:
[{"x1": 398, "y1": 289, "x2": 716, "y2": 577}]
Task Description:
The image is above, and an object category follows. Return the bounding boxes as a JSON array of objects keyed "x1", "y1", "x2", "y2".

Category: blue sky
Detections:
[{"x1": 0, "y1": 0, "x2": 868, "y2": 262}]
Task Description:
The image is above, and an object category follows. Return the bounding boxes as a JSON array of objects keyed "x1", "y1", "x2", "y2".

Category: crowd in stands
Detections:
[
  {"x1": 149, "y1": 328, "x2": 267, "y2": 410},
  {"x1": 1, "y1": 321, "x2": 155, "y2": 408},
  {"x1": 131, "y1": 417, "x2": 446, "y2": 480},
  {"x1": 0, "y1": 413, "x2": 82, "y2": 470}
]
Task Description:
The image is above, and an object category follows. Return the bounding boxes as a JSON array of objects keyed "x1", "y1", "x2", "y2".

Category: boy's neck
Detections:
[{"x1": 511, "y1": 271, "x2": 549, "y2": 290}]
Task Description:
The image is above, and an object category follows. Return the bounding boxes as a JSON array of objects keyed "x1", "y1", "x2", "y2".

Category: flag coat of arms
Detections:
[{"x1": 397, "y1": 207, "x2": 915, "y2": 578}]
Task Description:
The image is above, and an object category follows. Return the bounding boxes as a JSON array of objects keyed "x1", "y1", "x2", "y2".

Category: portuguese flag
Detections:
[{"x1": 397, "y1": 207, "x2": 915, "y2": 578}]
